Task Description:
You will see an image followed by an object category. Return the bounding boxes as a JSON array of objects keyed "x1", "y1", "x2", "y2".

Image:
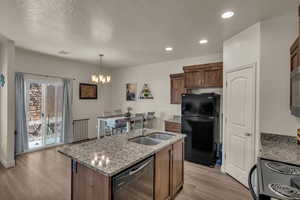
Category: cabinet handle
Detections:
[{"x1": 72, "y1": 160, "x2": 78, "y2": 173}]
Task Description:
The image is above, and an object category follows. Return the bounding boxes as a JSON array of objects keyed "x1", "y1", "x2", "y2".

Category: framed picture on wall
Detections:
[
  {"x1": 126, "y1": 83, "x2": 137, "y2": 101},
  {"x1": 79, "y1": 83, "x2": 98, "y2": 99}
]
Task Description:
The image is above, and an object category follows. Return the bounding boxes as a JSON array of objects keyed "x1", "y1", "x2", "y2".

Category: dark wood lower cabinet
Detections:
[
  {"x1": 155, "y1": 139, "x2": 184, "y2": 200},
  {"x1": 72, "y1": 161, "x2": 111, "y2": 200},
  {"x1": 155, "y1": 145, "x2": 173, "y2": 200},
  {"x1": 71, "y1": 139, "x2": 184, "y2": 200},
  {"x1": 172, "y1": 140, "x2": 184, "y2": 197}
]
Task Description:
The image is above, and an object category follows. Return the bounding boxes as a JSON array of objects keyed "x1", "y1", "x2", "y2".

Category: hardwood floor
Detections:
[
  {"x1": 176, "y1": 162, "x2": 251, "y2": 200},
  {"x1": 0, "y1": 147, "x2": 251, "y2": 200}
]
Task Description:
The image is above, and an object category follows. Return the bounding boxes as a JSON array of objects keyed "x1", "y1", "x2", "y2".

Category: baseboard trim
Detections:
[{"x1": 0, "y1": 158, "x2": 15, "y2": 168}]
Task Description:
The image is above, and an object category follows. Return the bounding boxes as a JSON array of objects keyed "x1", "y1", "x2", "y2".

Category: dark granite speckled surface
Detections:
[
  {"x1": 59, "y1": 129, "x2": 185, "y2": 177},
  {"x1": 261, "y1": 133, "x2": 300, "y2": 165}
]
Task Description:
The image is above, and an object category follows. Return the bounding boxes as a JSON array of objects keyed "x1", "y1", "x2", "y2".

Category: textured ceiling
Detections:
[{"x1": 0, "y1": 0, "x2": 299, "y2": 67}]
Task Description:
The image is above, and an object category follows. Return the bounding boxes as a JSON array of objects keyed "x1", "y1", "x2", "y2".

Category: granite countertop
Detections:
[
  {"x1": 58, "y1": 129, "x2": 185, "y2": 177},
  {"x1": 260, "y1": 133, "x2": 300, "y2": 165}
]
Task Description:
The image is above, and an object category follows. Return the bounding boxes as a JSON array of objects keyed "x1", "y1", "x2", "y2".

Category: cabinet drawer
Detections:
[{"x1": 165, "y1": 121, "x2": 181, "y2": 133}]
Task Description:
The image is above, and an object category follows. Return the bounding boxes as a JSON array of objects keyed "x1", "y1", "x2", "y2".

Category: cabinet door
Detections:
[
  {"x1": 204, "y1": 68, "x2": 223, "y2": 88},
  {"x1": 170, "y1": 75, "x2": 186, "y2": 104},
  {"x1": 155, "y1": 146, "x2": 172, "y2": 200},
  {"x1": 72, "y1": 161, "x2": 111, "y2": 200},
  {"x1": 291, "y1": 51, "x2": 298, "y2": 71},
  {"x1": 172, "y1": 140, "x2": 184, "y2": 197},
  {"x1": 185, "y1": 71, "x2": 205, "y2": 89}
]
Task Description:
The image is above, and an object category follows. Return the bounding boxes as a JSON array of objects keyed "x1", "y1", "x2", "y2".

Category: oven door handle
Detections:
[{"x1": 248, "y1": 164, "x2": 258, "y2": 200}]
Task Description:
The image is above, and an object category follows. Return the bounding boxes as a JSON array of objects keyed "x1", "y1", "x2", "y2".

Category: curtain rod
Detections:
[{"x1": 18, "y1": 72, "x2": 76, "y2": 81}]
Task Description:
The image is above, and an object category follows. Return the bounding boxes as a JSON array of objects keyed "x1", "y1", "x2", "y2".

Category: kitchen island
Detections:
[{"x1": 59, "y1": 129, "x2": 185, "y2": 200}]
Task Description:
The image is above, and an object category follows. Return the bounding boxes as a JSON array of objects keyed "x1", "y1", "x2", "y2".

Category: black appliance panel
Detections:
[
  {"x1": 181, "y1": 93, "x2": 220, "y2": 166},
  {"x1": 182, "y1": 94, "x2": 218, "y2": 117}
]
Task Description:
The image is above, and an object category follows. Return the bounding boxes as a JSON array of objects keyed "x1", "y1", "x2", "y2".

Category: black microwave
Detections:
[{"x1": 291, "y1": 67, "x2": 300, "y2": 117}]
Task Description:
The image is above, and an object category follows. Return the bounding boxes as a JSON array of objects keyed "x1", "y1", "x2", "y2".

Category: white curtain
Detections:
[
  {"x1": 62, "y1": 79, "x2": 73, "y2": 143},
  {"x1": 15, "y1": 72, "x2": 29, "y2": 154}
]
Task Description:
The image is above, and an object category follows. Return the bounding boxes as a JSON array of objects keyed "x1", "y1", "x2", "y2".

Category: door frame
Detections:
[
  {"x1": 24, "y1": 77, "x2": 64, "y2": 152},
  {"x1": 222, "y1": 63, "x2": 259, "y2": 185}
]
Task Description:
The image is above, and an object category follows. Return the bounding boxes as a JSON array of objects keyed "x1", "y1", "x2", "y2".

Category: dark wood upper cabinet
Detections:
[
  {"x1": 183, "y1": 62, "x2": 223, "y2": 89},
  {"x1": 170, "y1": 73, "x2": 186, "y2": 104},
  {"x1": 204, "y1": 67, "x2": 223, "y2": 88},
  {"x1": 184, "y1": 71, "x2": 205, "y2": 89}
]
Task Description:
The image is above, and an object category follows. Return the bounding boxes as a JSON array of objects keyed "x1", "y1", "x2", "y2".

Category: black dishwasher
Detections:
[{"x1": 112, "y1": 156, "x2": 154, "y2": 200}]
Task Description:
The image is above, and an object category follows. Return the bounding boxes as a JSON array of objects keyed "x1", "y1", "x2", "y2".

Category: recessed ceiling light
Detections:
[
  {"x1": 221, "y1": 11, "x2": 234, "y2": 19},
  {"x1": 165, "y1": 46, "x2": 173, "y2": 52},
  {"x1": 58, "y1": 50, "x2": 69, "y2": 55},
  {"x1": 199, "y1": 39, "x2": 208, "y2": 44}
]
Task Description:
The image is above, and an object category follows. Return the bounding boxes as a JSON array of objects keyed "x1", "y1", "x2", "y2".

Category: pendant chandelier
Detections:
[{"x1": 91, "y1": 54, "x2": 111, "y2": 84}]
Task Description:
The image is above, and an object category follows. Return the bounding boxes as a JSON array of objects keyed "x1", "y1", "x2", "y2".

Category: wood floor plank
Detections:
[{"x1": 0, "y1": 147, "x2": 251, "y2": 200}]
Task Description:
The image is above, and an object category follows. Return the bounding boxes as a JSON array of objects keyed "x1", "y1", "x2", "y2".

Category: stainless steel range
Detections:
[
  {"x1": 268, "y1": 183, "x2": 300, "y2": 200},
  {"x1": 265, "y1": 162, "x2": 300, "y2": 176},
  {"x1": 248, "y1": 158, "x2": 300, "y2": 200}
]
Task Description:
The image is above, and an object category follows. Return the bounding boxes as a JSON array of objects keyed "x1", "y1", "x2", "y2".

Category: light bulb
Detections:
[
  {"x1": 222, "y1": 11, "x2": 234, "y2": 19},
  {"x1": 92, "y1": 75, "x2": 99, "y2": 83},
  {"x1": 106, "y1": 76, "x2": 111, "y2": 83}
]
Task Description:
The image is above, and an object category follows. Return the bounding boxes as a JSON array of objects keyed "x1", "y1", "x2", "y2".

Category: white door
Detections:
[{"x1": 225, "y1": 66, "x2": 256, "y2": 186}]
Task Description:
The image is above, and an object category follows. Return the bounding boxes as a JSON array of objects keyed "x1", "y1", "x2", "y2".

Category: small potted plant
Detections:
[{"x1": 125, "y1": 107, "x2": 133, "y2": 118}]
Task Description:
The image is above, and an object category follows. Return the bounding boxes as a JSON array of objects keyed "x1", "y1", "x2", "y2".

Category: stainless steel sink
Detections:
[
  {"x1": 147, "y1": 132, "x2": 175, "y2": 140},
  {"x1": 130, "y1": 136, "x2": 161, "y2": 146}
]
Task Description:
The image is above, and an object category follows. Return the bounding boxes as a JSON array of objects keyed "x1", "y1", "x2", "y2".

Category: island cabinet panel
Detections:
[
  {"x1": 155, "y1": 145, "x2": 173, "y2": 200},
  {"x1": 170, "y1": 73, "x2": 186, "y2": 104},
  {"x1": 290, "y1": 37, "x2": 299, "y2": 107},
  {"x1": 72, "y1": 161, "x2": 111, "y2": 200},
  {"x1": 172, "y1": 140, "x2": 184, "y2": 197},
  {"x1": 155, "y1": 139, "x2": 184, "y2": 200},
  {"x1": 290, "y1": 37, "x2": 299, "y2": 71}
]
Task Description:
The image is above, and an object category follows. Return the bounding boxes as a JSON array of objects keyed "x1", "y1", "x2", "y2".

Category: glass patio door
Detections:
[{"x1": 25, "y1": 76, "x2": 64, "y2": 150}]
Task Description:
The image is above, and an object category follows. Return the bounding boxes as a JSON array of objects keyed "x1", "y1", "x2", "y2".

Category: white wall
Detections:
[
  {"x1": 14, "y1": 48, "x2": 113, "y2": 140},
  {"x1": 0, "y1": 35, "x2": 15, "y2": 168},
  {"x1": 111, "y1": 54, "x2": 222, "y2": 130},
  {"x1": 223, "y1": 24, "x2": 261, "y2": 71},
  {"x1": 223, "y1": 23, "x2": 261, "y2": 169},
  {"x1": 260, "y1": 12, "x2": 300, "y2": 136}
]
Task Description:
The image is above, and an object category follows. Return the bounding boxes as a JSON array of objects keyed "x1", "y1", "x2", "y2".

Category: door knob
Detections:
[{"x1": 245, "y1": 133, "x2": 252, "y2": 137}]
